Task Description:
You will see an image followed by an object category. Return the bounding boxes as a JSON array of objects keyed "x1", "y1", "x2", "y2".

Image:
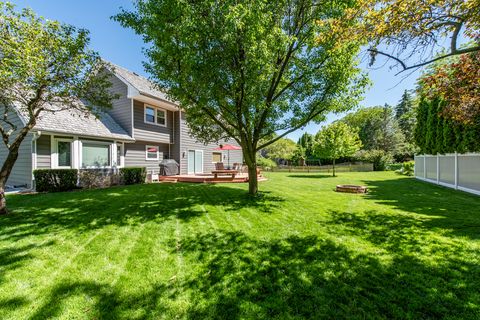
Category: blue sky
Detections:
[{"x1": 11, "y1": 0, "x2": 421, "y2": 141}]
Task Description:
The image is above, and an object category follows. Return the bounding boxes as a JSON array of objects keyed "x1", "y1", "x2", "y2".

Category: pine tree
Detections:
[
  {"x1": 396, "y1": 90, "x2": 415, "y2": 143},
  {"x1": 414, "y1": 99, "x2": 429, "y2": 153}
]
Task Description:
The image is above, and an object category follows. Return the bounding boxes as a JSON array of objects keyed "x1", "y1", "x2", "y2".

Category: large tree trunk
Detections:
[
  {"x1": 0, "y1": 148, "x2": 21, "y2": 215},
  {"x1": 243, "y1": 149, "x2": 258, "y2": 196},
  {"x1": 247, "y1": 163, "x2": 258, "y2": 195}
]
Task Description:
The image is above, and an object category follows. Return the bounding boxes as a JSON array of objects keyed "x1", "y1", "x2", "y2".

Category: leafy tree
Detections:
[
  {"x1": 0, "y1": 3, "x2": 115, "y2": 214},
  {"x1": 325, "y1": 0, "x2": 480, "y2": 72},
  {"x1": 341, "y1": 105, "x2": 404, "y2": 153},
  {"x1": 419, "y1": 52, "x2": 480, "y2": 123},
  {"x1": 115, "y1": 0, "x2": 367, "y2": 195},
  {"x1": 297, "y1": 133, "x2": 314, "y2": 159},
  {"x1": 313, "y1": 122, "x2": 362, "y2": 176},
  {"x1": 261, "y1": 138, "x2": 297, "y2": 163}
]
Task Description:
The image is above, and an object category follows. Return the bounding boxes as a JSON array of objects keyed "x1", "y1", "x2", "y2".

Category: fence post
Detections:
[
  {"x1": 436, "y1": 154, "x2": 440, "y2": 185},
  {"x1": 454, "y1": 152, "x2": 458, "y2": 190},
  {"x1": 423, "y1": 155, "x2": 427, "y2": 179}
]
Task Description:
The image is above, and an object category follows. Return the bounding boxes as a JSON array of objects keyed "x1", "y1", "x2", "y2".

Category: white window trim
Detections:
[
  {"x1": 212, "y1": 151, "x2": 223, "y2": 164},
  {"x1": 146, "y1": 145, "x2": 160, "y2": 161},
  {"x1": 80, "y1": 140, "x2": 113, "y2": 169},
  {"x1": 144, "y1": 104, "x2": 167, "y2": 127},
  {"x1": 53, "y1": 138, "x2": 73, "y2": 169}
]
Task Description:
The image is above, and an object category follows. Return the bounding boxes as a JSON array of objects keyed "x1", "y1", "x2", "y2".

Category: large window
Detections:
[
  {"x1": 57, "y1": 141, "x2": 72, "y2": 168},
  {"x1": 82, "y1": 143, "x2": 110, "y2": 168},
  {"x1": 212, "y1": 152, "x2": 223, "y2": 163},
  {"x1": 144, "y1": 105, "x2": 167, "y2": 126},
  {"x1": 146, "y1": 145, "x2": 159, "y2": 161}
]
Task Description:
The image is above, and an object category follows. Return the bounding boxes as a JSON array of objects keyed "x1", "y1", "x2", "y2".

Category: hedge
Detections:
[
  {"x1": 120, "y1": 167, "x2": 146, "y2": 185},
  {"x1": 33, "y1": 169, "x2": 78, "y2": 192},
  {"x1": 415, "y1": 98, "x2": 480, "y2": 154}
]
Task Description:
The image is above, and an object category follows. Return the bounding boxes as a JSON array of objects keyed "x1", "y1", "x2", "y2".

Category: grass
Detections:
[{"x1": 1, "y1": 171, "x2": 480, "y2": 319}]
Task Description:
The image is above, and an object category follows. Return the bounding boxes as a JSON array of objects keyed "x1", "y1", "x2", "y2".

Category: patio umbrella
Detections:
[{"x1": 214, "y1": 144, "x2": 242, "y2": 168}]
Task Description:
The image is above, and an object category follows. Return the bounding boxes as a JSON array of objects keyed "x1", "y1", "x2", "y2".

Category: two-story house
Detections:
[{"x1": 0, "y1": 63, "x2": 243, "y2": 189}]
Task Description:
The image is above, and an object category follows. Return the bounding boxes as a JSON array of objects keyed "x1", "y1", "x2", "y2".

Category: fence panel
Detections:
[
  {"x1": 458, "y1": 155, "x2": 480, "y2": 192},
  {"x1": 425, "y1": 156, "x2": 438, "y2": 181},
  {"x1": 415, "y1": 153, "x2": 480, "y2": 196},
  {"x1": 438, "y1": 155, "x2": 455, "y2": 186},
  {"x1": 415, "y1": 156, "x2": 424, "y2": 178}
]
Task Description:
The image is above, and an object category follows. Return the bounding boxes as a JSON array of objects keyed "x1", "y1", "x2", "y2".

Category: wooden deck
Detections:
[{"x1": 158, "y1": 173, "x2": 266, "y2": 184}]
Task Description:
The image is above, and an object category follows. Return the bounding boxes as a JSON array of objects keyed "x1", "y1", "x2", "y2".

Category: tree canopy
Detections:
[
  {"x1": 341, "y1": 105, "x2": 404, "y2": 153},
  {"x1": 313, "y1": 122, "x2": 362, "y2": 176},
  {"x1": 418, "y1": 51, "x2": 480, "y2": 124},
  {"x1": 260, "y1": 138, "x2": 297, "y2": 163},
  {"x1": 0, "y1": 2, "x2": 115, "y2": 214},
  {"x1": 115, "y1": 0, "x2": 367, "y2": 194}
]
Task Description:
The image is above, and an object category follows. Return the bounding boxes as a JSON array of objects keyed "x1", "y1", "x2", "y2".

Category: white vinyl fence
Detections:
[{"x1": 415, "y1": 153, "x2": 480, "y2": 196}]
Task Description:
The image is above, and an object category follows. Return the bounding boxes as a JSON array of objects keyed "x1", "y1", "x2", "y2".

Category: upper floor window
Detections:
[{"x1": 144, "y1": 105, "x2": 167, "y2": 126}]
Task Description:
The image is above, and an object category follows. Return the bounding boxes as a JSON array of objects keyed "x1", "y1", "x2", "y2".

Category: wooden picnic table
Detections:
[{"x1": 211, "y1": 170, "x2": 238, "y2": 178}]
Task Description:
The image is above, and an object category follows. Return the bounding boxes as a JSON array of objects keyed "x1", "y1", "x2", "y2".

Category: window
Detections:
[
  {"x1": 116, "y1": 145, "x2": 122, "y2": 167},
  {"x1": 82, "y1": 143, "x2": 110, "y2": 168},
  {"x1": 145, "y1": 106, "x2": 155, "y2": 123},
  {"x1": 57, "y1": 141, "x2": 72, "y2": 167},
  {"x1": 144, "y1": 105, "x2": 167, "y2": 126},
  {"x1": 146, "y1": 145, "x2": 159, "y2": 160},
  {"x1": 212, "y1": 152, "x2": 223, "y2": 163}
]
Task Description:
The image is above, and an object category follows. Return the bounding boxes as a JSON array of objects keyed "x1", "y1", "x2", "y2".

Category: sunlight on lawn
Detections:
[{"x1": 0, "y1": 172, "x2": 479, "y2": 319}]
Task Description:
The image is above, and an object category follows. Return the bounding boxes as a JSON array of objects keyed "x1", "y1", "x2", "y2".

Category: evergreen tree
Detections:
[
  {"x1": 396, "y1": 90, "x2": 416, "y2": 143},
  {"x1": 414, "y1": 99, "x2": 429, "y2": 153},
  {"x1": 442, "y1": 118, "x2": 456, "y2": 154}
]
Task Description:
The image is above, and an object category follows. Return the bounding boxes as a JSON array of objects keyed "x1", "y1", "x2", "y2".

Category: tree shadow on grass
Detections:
[
  {"x1": 24, "y1": 231, "x2": 480, "y2": 319},
  {"x1": 1, "y1": 183, "x2": 284, "y2": 242},
  {"x1": 361, "y1": 177, "x2": 480, "y2": 239}
]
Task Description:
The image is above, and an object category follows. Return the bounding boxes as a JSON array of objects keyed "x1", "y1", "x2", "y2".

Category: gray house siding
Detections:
[
  {"x1": 0, "y1": 110, "x2": 33, "y2": 188},
  {"x1": 132, "y1": 100, "x2": 173, "y2": 144},
  {"x1": 178, "y1": 112, "x2": 243, "y2": 174},
  {"x1": 107, "y1": 73, "x2": 132, "y2": 135},
  {"x1": 171, "y1": 111, "x2": 181, "y2": 164},
  {"x1": 124, "y1": 141, "x2": 171, "y2": 173},
  {"x1": 36, "y1": 134, "x2": 51, "y2": 169}
]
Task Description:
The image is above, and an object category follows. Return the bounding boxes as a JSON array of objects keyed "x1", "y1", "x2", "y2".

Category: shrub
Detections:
[
  {"x1": 256, "y1": 157, "x2": 277, "y2": 171},
  {"x1": 396, "y1": 161, "x2": 415, "y2": 176},
  {"x1": 355, "y1": 150, "x2": 393, "y2": 171},
  {"x1": 120, "y1": 167, "x2": 146, "y2": 185},
  {"x1": 386, "y1": 163, "x2": 402, "y2": 171},
  {"x1": 34, "y1": 169, "x2": 78, "y2": 192},
  {"x1": 78, "y1": 169, "x2": 121, "y2": 189}
]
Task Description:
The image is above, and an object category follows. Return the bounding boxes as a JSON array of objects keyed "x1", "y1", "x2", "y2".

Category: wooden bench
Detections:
[{"x1": 211, "y1": 170, "x2": 238, "y2": 179}]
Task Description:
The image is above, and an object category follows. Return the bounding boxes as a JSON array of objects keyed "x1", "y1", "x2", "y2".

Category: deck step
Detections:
[{"x1": 159, "y1": 177, "x2": 178, "y2": 183}]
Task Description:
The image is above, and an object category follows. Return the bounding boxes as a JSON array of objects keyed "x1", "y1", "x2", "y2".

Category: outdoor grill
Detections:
[{"x1": 159, "y1": 159, "x2": 179, "y2": 176}]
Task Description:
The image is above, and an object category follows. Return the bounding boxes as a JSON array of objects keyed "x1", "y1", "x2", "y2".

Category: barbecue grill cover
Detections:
[{"x1": 159, "y1": 159, "x2": 179, "y2": 176}]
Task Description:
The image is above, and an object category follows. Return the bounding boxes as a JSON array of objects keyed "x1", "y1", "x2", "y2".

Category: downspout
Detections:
[{"x1": 31, "y1": 131, "x2": 42, "y2": 189}]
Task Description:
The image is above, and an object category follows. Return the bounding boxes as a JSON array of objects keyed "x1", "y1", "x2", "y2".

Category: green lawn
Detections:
[{"x1": 1, "y1": 172, "x2": 480, "y2": 319}]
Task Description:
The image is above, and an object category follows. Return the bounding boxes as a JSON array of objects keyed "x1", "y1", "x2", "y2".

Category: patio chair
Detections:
[{"x1": 215, "y1": 162, "x2": 225, "y2": 170}]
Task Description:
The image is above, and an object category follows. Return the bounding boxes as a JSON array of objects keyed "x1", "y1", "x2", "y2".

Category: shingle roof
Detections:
[
  {"x1": 16, "y1": 101, "x2": 134, "y2": 141},
  {"x1": 34, "y1": 106, "x2": 133, "y2": 141},
  {"x1": 109, "y1": 63, "x2": 175, "y2": 104}
]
